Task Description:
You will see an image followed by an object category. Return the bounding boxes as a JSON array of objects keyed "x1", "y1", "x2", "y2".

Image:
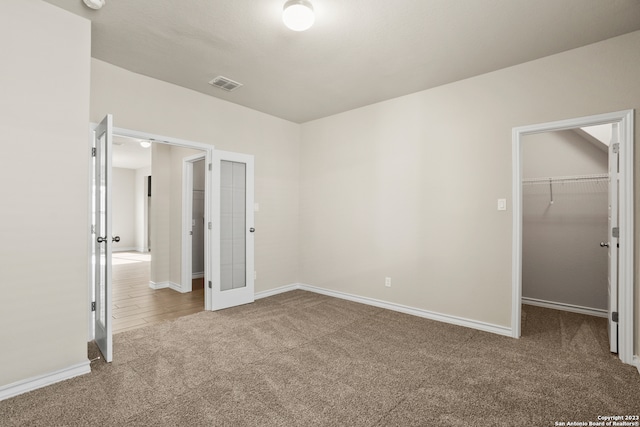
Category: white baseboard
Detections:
[
  {"x1": 149, "y1": 281, "x2": 187, "y2": 293},
  {"x1": 0, "y1": 361, "x2": 90, "y2": 401},
  {"x1": 522, "y1": 297, "x2": 607, "y2": 318},
  {"x1": 255, "y1": 284, "x2": 299, "y2": 300},
  {"x1": 192, "y1": 272, "x2": 204, "y2": 279},
  {"x1": 255, "y1": 283, "x2": 512, "y2": 337},
  {"x1": 149, "y1": 281, "x2": 168, "y2": 290},
  {"x1": 168, "y1": 281, "x2": 187, "y2": 293}
]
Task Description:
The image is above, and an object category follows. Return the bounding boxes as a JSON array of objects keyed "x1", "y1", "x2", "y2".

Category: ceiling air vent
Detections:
[{"x1": 208, "y1": 76, "x2": 243, "y2": 92}]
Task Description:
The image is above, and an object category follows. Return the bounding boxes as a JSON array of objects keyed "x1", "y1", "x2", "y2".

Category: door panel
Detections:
[
  {"x1": 608, "y1": 123, "x2": 619, "y2": 354},
  {"x1": 93, "y1": 114, "x2": 113, "y2": 362},
  {"x1": 212, "y1": 151, "x2": 254, "y2": 310}
]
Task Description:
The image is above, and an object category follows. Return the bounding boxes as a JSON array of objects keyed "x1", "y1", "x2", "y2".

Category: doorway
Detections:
[
  {"x1": 511, "y1": 110, "x2": 634, "y2": 365},
  {"x1": 108, "y1": 139, "x2": 207, "y2": 334},
  {"x1": 89, "y1": 118, "x2": 214, "y2": 361},
  {"x1": 520, "y1": 127, "x2": 609, "y2": 318},
  {"x1": 89, "y1": 117, "x2": 257, "y2": 362}
]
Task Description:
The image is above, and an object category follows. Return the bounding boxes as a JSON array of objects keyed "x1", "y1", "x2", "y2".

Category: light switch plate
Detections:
[
  {"x1": 497, "y1": 199, "x2": 507, "y2": 211},
  {"x1": 254, "y1": 203, "x2": 260, "y2": 212}
]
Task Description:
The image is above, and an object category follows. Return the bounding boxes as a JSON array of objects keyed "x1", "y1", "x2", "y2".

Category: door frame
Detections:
[
  {"x1": 87, "y1": 123, "x2": 214, "y2": 340},
  {"x1": 181, "y1": 153, "x2": 207, "y2": 294},
  {"x1": 511, "y1": 109, "x2": 634, "y2": 365}
]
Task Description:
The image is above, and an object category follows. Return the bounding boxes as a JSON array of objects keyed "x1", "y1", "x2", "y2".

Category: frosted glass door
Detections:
[
  {"x1": 93, "y1": 114, "x2": 113, "y2": 362},
  {"x1": 211, "y1": 151, "x2": 255, "y2": 310},
  {"x1": 221, "y1": 161, "x2": 246, "y2": 291}
]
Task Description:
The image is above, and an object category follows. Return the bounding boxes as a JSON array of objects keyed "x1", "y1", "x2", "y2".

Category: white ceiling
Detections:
[
  {"x1": 44, "y1": 0, "x2": 640, "y2": 123},
  {"x1": 112, "y1": 135, "x2": 151, "y2": 169}
]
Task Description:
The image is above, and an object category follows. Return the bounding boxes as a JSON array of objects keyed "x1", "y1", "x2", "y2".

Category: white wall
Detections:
[
  {"x1": 150, "y1": 143, "x2": 171, "y2": 285},
  {"x1": 111, "y1": 167, "x2": 136, "y2": 251},
  {"x1": 522, "y1": 131, "x2": 608, "y2": 310},
  {"x1": 90, "y1": 59, "x2": 301, "y2": 293},
  {"x1": 0, "y1": 0, "x2": 90, "y2": 387},
  {"x1": 299, "y1": 31, "x2": 640, "y2": 338}
]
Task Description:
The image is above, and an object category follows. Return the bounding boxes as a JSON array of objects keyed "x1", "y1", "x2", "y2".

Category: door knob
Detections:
[
  {"x1": 249, "y1": 228, "x2": 255, "y2": 233},
  {"x1": 97, "y1": 236, "x2": 120, "y2": 243},
  {"x1": 600, "y1": 242, "x2": 609, "y2": 247}
]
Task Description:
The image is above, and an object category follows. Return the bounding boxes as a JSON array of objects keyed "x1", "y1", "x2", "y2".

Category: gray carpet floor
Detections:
[{"x1": 1, "y1": 290, "x2": 639, "y2": 426}]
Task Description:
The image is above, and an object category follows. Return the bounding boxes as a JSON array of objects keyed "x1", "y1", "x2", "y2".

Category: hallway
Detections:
[{"x1": 112, "y1": 252, "x2": 205, "y2": 334}]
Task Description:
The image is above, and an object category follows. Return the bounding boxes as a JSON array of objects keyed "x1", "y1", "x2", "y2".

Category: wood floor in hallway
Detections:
[{"x1": 112, "y1": 251, "x2": 205, "y2": 334}]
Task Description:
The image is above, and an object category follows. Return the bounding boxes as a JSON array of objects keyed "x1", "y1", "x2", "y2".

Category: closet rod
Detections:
[{"x1": 522, "y1": 173, "x2": 608, "y2": 185}]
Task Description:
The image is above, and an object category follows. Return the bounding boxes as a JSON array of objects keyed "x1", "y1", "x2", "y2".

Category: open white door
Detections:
[
  {"x1": 93, "y1": 114, "x2": 113, "y2": 362},
  {"x1": 607, "y1": 123, "x2": 619, "y2": 354},
  {"x1": 211, "y1": 151, "x2": 255, "y2": 310}
]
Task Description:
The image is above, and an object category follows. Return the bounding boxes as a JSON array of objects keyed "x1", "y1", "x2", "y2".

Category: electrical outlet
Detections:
[{"x1": 385, "y1": 277, "x2": 391, "y2": 287}]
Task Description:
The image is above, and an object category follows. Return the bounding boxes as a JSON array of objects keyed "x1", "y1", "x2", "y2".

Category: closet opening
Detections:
[
  {"x1": 521, "y1": 128, "x2": 609, "y2": 353},
  {"x1": 511, "y1": 110, "x2": 634, "y2": 366}
]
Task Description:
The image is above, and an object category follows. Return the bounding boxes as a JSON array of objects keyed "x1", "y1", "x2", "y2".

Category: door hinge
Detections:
[
  {"x1": 208, "y1": 222, "x2": 212, "y2": 230},
  {"x1": 208, "y1": 163, "x2": 212, "y2": 171},
  {"x1": 208, "y1": 281, "x2": 212, "y2": 289},
  {"x1": 91, "y1": 301, "x2": 96, "y2": 312},
  {"x1": 92, "y1": 147, "x2": 96, "y2": 157},
  {"x1": 612, "y1": 227, "x2": 619, "y2": 238},
  {"x1": 612, "y1": 311, "x2": 618, "y2": 323},
  {"x1": 612, "y1": 143, "x2": 620, "y2": 154},
  {"x1": 91, "y1": 225, "x2": 95, "y2": 235}
]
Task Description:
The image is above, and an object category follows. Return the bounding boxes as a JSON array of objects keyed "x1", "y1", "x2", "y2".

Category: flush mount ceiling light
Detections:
[
  {"x1": 82, "y1": 0, "x2": 105, "y2": 10},
  {"x1": 139, "y1": 140, "x2": 152, "y2": 148},
  {"x1": 283, "y1": 0, "x2": 315, "y2": 31}
]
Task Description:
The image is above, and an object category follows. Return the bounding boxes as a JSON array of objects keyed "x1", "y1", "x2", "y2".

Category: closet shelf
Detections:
[{"x1": 522, "y1": 173, "x2": 608, "y2": 185}]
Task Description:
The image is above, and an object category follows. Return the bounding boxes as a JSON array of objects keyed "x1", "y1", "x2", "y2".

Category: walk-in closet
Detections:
[{"x1": 521, "y1": 127, "x2": 610, "y2": 317}]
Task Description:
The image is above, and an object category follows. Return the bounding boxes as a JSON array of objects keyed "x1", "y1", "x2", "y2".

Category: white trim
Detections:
[
  {"x1": 181, "y1": 153, "x2": 206, "y2": 294},
  {"x1": 148, "y1": 281, "x2": 186, "y2": 293},
  {"x1": 522, "y1": 297, "x2": 607, "y2": 318},
  {"x1": 255, "y1": 284, "x2": 299, "y2": 299},
  {"x1": 192, "y1": 272, "x2": 204, "y2": 279},
  {"x1": 256, "y1": 284, "x2": 511, "y2": 337},
  {"x1": 512, "y1": 109, "x2": 634, "y2": 366},
  {"x1": 302, "y1": 284, "x2": 512, "y2": 336},
  {"x1": 168, "y1": 281, "x2": 186, "y2": 293},
  {"x1": 149, "y1": 281, "x2": 168, "y2": 290},
  {"x1": 0, "y1": 361, "x2": 90, "y2": 401}
]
